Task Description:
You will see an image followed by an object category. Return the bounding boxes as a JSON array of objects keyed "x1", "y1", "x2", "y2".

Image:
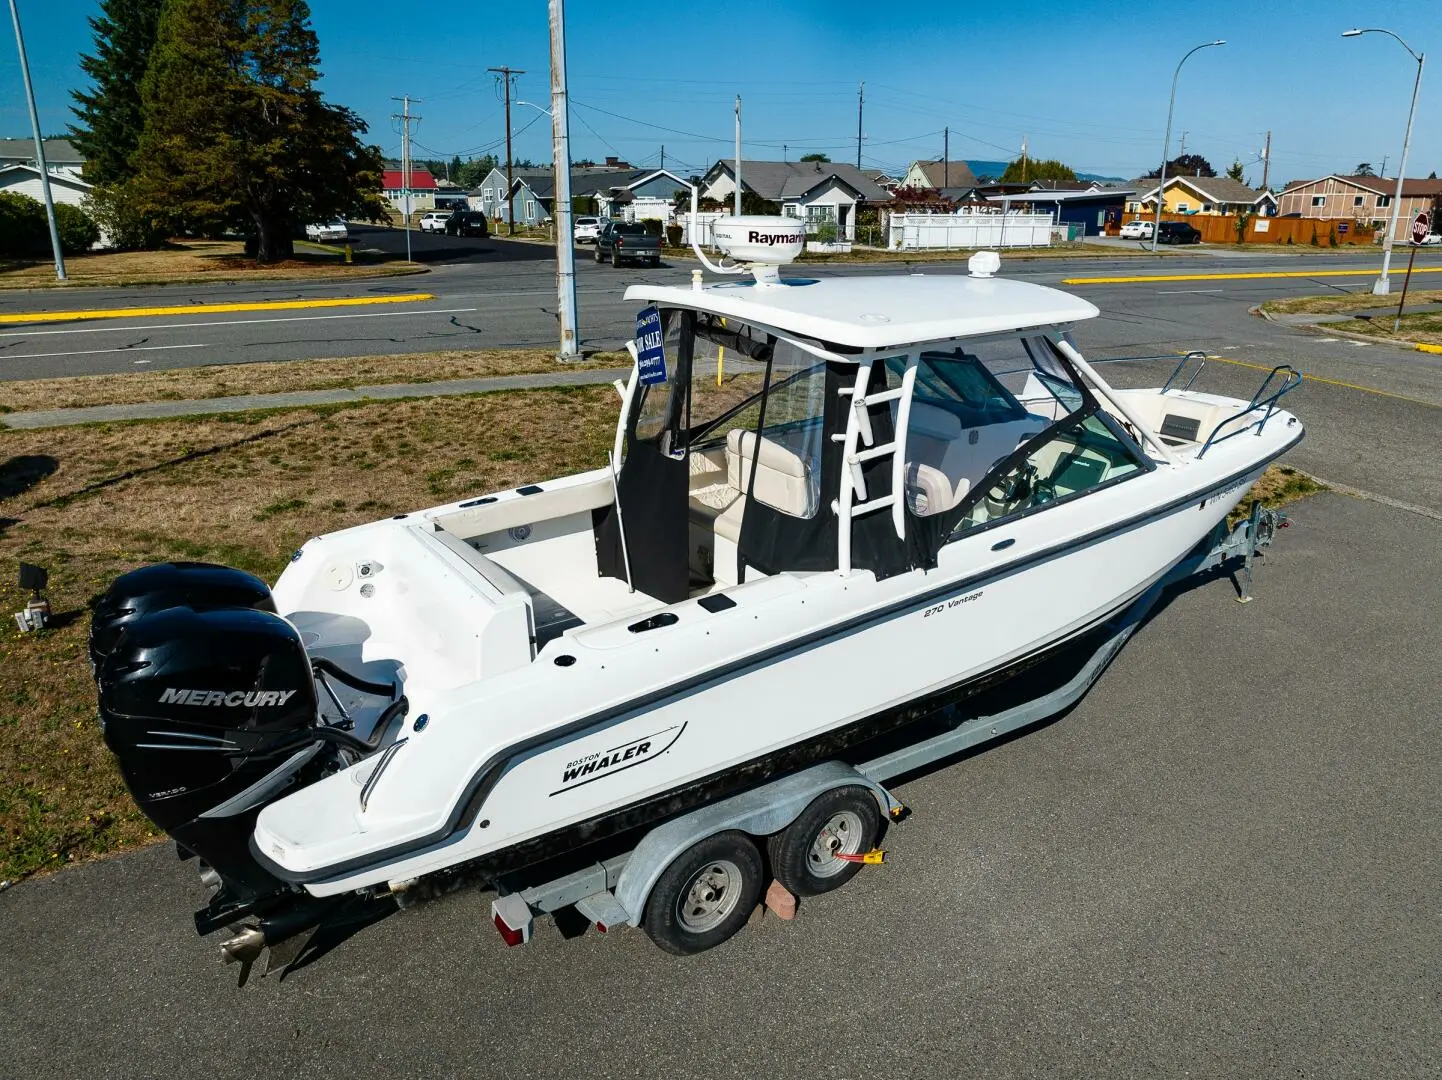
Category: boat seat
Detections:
[
  {"x1": 902, "y1": 403, "x2": 1042, "y2": 517},
  {"x1": 688, "y1": 429, "x2": 813, "y2": 544}
]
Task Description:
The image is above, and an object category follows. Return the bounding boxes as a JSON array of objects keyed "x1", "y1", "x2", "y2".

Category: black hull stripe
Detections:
[{"x1": 254, "y1": 427, "x2": 1302, "y2": 886}]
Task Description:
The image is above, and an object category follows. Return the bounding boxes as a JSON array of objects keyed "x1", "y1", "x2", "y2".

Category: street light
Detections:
[
  {"x1": 8, "y1": 0, "x2": 65, "y2": 280},
  {"x1": 1151, "y1": 40, "x2": 1226, "y2": 252},
  {"x1": 1343, "y1": 27, "x2": 1425, "y2": 295}
]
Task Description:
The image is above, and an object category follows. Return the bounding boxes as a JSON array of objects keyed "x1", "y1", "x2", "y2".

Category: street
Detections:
[{"x1": 1, "y1": 244, "x2": 1440, "y2": 1078}]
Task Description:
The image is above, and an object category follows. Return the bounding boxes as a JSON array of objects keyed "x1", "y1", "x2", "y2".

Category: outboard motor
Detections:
[
  {"x1": 91, "y1": 566, "x2": 405, "y2": 956},
  {"x1": 89, "y1": 562, "x2": 275, "y2": 674}
]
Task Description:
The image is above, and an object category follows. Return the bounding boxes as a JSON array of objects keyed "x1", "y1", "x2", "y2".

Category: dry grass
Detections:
[
  {"x1": 1261, "y1": 287, "x2": 1442, "y2": 317},
  {"x1": 0, "y1": 387, "x2": 620, "y2": 883},
  {"x1": 0, "y1": 239, "x2": 425, "y2": 290},
  {"x1": 1320, "y1": 312, "x2": 1442, "y2": 346},
  {"x1": 1228, "y1": 464, "x2": 1324, "y2": 526},
  {"x1": 0, "y1": 349, "x2": 631, "y2": 414}
]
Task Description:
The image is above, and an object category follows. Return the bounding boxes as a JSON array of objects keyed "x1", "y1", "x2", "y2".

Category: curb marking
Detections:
[{"x1": 0, "y1": 293, "x2": 437, "y2": 326}]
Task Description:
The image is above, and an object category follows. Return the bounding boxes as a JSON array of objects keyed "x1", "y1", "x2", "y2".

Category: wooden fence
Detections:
[{"x1": 1115, "y1": 213, "x2": 1379, "y2": 246}]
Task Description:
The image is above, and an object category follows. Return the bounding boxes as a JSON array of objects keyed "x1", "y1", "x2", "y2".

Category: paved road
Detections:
[
  {"x1": 2, "y1": 493, "x2": 1437, "y2": 1080},
  {"x1": 2, "y1": 243, "x2": 1441, "y2": 379}
]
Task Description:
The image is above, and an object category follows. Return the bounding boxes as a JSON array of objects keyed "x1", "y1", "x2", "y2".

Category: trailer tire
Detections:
[
  {"x1": 643, "y1": 831, "x2": 763, "y2": 955},
  {"x1": 768, "y1": 786, "x2": 881, "y2": 897}
]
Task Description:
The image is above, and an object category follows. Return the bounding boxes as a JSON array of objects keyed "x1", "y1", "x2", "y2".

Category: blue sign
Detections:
[{"x1": 635, "y1": 306, "x2": 667, "y2": 386}]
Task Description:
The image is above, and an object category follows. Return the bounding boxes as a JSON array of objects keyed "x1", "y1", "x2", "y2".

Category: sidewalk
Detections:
[
  {"x1": 0, "y1": 366, "x2": 630, "y2": 430},
  {"x1": 1264, "y1": 301, "x2": 1442, "y2": 325}
]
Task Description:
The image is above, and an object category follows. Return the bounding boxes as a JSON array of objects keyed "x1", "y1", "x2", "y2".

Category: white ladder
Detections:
[{"x1": 831, "y1": 355, "x2": 919, "y2": 572}]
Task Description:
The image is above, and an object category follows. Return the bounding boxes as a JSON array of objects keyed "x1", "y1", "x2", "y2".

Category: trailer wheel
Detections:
[
  {"x1": 643, "y1": 831, "x2": 763, "y2": 955},
  {"x1": 768, "y1": 786, "x2": 881, "y2": 896}
]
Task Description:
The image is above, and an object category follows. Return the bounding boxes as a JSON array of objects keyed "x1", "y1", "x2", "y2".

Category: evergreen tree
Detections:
[
  {"x1": 69, "y1": 0, "x2": 165, "y2": 185},
  {"x1": 1226, "y1": 160, "x2": 1246, "y2": 182},
  {"x1": 134, "y1": 0, "x2": 384, "y2": 262},
  {"x1": 1000, "y1": 158, "x2": 1076, "y2": 183}
]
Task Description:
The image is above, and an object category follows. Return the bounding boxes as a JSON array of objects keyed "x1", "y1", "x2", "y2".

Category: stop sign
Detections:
[{"x1": 1411, "y1": 211, "x2": 1430, "y2": 244}]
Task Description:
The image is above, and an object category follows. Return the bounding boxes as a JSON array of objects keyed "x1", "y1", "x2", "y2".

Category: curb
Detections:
[{"x1": 1255, "y1": 305, "x2": 1442, "y2": 355}]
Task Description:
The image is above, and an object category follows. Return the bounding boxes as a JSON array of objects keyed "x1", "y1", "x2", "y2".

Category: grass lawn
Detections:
[
  {"x1": 0, "y1": 366, "x2": 1320, "y2": 885},
  {"x1": 0, "y1": 239, "x2": 425, "y2": 290},
  {"x1": 0, "y1": 387, "x2": 619, "y2": 884},
  {"x1": 1260, "y1": 288, "x2": 1442, "y2": 316},
  {"x1": 0, "y1": 349, "x2": 631, "y2": 414}
]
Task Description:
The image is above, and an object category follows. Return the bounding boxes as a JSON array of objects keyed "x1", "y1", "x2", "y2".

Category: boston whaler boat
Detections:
[{"x1": 90, "y1": 216, "x2": 1303, "y2": 969}]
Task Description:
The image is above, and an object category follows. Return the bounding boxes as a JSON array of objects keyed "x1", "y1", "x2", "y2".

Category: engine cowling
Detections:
[
  {"x1": 89, "y1": 561, "x2": 275, "y2": 674},
  {"x1": 98, "y1": 604, "x2": 327, "y2": 904}
]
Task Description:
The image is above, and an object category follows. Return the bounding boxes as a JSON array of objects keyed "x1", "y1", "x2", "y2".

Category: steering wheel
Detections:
[{"x1": 984, "y1": 461, "x2": 1040, "y2": 518}]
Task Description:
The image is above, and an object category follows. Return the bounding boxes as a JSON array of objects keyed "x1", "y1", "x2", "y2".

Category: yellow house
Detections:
[{"x1": 1130, "y1": 176, "x2": 1276, "y2": 216}]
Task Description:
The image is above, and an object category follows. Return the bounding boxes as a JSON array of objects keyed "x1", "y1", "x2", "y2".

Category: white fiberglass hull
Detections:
[{"x1": 252, "y1": 417, "x2": 1300, "y2": 897}]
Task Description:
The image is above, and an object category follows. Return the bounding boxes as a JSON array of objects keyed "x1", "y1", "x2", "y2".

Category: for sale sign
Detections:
[
  {"x1": 635, "y1": 306, "x2": 667, "y2": 385},
  {"x1": 1411, "y1": 211, "x2": 1430, "y2": 245}
]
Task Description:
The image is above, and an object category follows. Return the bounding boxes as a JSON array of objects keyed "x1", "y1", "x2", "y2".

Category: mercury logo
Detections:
[{"x1": 160, "y1": 688, "x2": 299, "y2": 707}]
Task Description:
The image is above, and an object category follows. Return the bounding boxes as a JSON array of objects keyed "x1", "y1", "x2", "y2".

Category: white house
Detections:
[
  {"x1": 700, "y1": 159, "x2": 891, "y2": 240},
  {"x1": 0, "y1": 164, "x2": 109, "y2": 247}
]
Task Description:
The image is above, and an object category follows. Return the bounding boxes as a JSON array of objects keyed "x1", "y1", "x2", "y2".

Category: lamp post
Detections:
[
  {"x1": 1151, "y1": 40, "x2": 1226, "y2": 252},
  {"x1": 8, "y1": 0, "x2": 65, "y2": 280},
  {"x1": 518, "y1": 55, "x2": 579, "y2": 361},
  {"x1": 1343, "y1": 27, "x2": 1425, "y2": 295}
]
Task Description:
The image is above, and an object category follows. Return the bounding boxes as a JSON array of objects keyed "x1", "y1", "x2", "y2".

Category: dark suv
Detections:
[
  {"x1": 445, "y1": 210, "x2": 489, "y2": 238},
  {"x1": 1157, "y1": 221, "x2": 1202, "y2": 245}
]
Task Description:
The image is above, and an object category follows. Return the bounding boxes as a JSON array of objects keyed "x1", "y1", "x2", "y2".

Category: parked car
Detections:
[
  {"x1": 1118, "y1": 219, "x2": 1154, "y2": 240},
  {"x1": 573, "y1": 216, "x2": 601, "y2": 243},
  {"x1": 1156, "y1": 221, "x2": 1202, "y2": 245},
  {"x1": 445, "y1": 210, "x2": 489, "y2": 238},
  {"x1": 417, "y1": 211, "x2": 450, "y2": 233},
  {"x1": 594, "y1": 220, "x2": 661, "y2": 267},
  {"x1": 1418, "y1": 232, "x2": 1442, "y2": 246},
  {"x1": 305, "y1": 219, "x2": 348, "y2": 243}
]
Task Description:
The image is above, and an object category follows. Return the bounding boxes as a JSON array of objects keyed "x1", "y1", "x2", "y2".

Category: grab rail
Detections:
[
  {"x1": 1161, "y1": 351, "x2": 1208, "y2": 393},
  {"x1": 1197, "y1": 365, "x2": 1303, "y2": 459}
]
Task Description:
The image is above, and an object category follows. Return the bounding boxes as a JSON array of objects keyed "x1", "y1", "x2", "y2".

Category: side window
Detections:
[{"x1": 956, "y1": 412, "x2": 1144, "y2": 530}]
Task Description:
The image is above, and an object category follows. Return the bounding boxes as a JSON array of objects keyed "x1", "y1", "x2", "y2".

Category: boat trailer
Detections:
[{"x1": 489, "y1": 502, "x2": 1290, "y2": 951}]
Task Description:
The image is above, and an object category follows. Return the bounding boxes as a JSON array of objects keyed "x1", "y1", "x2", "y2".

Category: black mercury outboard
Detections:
[
  {"x1": 89, "y1": 562, "x2": 275, "y2": 674},
  {"x1": 91, "y1": 564, "x2": 405, "y2": 965}
]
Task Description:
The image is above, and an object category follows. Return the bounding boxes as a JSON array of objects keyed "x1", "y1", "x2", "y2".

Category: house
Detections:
[
  {"x1": 988, "y1": 187, "x2": 1136, "y2": 236},
  {"x1": 1127, "y1": 176, "x2": 1276, "y2": 217},
  {"x1": 0, "y1": 138, "x2": 84, "y2": 179},
  {"x1": 700, "y1": 159, "x2": 891, "y2": 240},
  {"x1": 1276, "y1": 174, "x2": 1442, "y2": 241},
  {"x1": 868, "y1": 170, "x2": 901, "y2": 193},
  {"x1": 0, "y1": 164, "x2": 107, "y2": 246},
  {"x1": 380, "y1": 164, "x2": 438, "y2": 214},
  {"x1": 900, "y1": 159, "x2": 980, "y2": 191},
  {"x1": 468, "y1": 166, "x2": 693, "y2": 226}
]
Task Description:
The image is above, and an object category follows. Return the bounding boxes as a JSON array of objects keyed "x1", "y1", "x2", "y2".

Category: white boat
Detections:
[{"x1": 91, "y1": 218, "x2": 1303, "y2": 959}]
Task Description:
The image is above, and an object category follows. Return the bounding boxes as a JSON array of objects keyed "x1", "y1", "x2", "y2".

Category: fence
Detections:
[
  {"x1": 1118, "y1": 212, "x2": 1379, "y2": 246},
  {"x1": 888, "y1": 212, "x2": 1054, "y2": 251}
]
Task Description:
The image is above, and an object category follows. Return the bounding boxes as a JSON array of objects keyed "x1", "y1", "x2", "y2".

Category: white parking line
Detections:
[
  {"x1": 1156, "y1": 288, "x2": 1226, "y2": 294},
  {"x1": 0, "y1": 306, "x2": 480, "y2": 339},
  {"x1": 2, "y1": 343, "x2": 209, "y2": 361}
]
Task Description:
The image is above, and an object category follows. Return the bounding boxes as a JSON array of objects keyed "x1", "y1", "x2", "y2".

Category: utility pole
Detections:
[
  {"x1": 1260, "y1": 130, "x2": 1271, "y2": 190},
  {"x1": 547, "y1": 0, "x2": 578, "y2": 359},
  {"x1": 734, "y1": 95, "x2": 742, "y2": 217},
  {"x1": 1178, "y1": 130, "x2": 1188, "y2": 159},
  {"x1": 489, "y1": 65, "x2": 525, "y2": 235},
  {"x1": 1021, "y1": 135, "x2": 1028, "y2": 182},
  {"x1": 391, "y1": 95, "x2": 421, "y2": 263},
  {"x1": 660, "y1": 144, "x2": 664, "y2": 171},
  {"x1": 944, "y1": 127, "x2": 949, "y2": 187},
  {"x1": 856, "y1": 81, "x2": 864, "y2": 170},
  {"x1": 9, "y1": 0, "x2": 64, "y2": 280}
]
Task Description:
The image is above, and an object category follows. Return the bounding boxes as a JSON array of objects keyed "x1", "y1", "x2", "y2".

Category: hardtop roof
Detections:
[{"x1": 625, "y1": 273, "x2": 1098, "y2": 350}]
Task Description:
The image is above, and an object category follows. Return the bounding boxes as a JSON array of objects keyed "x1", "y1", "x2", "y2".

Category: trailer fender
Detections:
[{"x1": 613, "y1": 761, "x2": 896, "y2": 925}]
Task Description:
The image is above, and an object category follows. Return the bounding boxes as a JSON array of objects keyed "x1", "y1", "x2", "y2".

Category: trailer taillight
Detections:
[{"x1": 491, "y1": 894, "x2": 533, "y2": 946}]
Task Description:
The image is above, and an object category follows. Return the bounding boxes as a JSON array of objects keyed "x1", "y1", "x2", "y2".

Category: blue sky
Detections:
[{"x1": 4, "y1": 0, "x2": 1439, "y2": 185}]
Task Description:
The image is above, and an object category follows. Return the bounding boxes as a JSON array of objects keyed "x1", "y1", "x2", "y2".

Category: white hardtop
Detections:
[{"x1": 624, "y1": 272, "x2": 1099, "y2": 351}]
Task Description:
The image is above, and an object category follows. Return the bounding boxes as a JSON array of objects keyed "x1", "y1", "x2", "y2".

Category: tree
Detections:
[
  {"x1": 1354, "y1": 163, "x2": 1376, "y2": 176},
  {"x1": 455, "y1": 154, "x2": 497, "y2": 190},
  {"x1": 133, "y1": 0, "x2": 385, "y2": 262},
  {"x1": 69, "y1": 0, "x2": 165, "y2": 186},
  {"x1": 1226, "y1": 160, "x2": 1246, "y2": 182},
  {"x1": 1000, "y1": 158, "x2": 1075, "y2": 183},
  {"x1": 1145, "y1": 154, "x2": 1216, "y2": 178},
  {"x1": 799, "y1": 153, "x2": 830, "y2": 163}
]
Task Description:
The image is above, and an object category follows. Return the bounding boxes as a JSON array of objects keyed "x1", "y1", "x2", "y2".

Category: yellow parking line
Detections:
[
  {"x1": 1202, "y1": 354, "x2": 1441, "y2": 410},
  {"x1": 0, "y1": 292, "x2": 436, "y2": 326},
  {"x1": 1061, "y1": 267, "x2": 1442, "y2": 285}
]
